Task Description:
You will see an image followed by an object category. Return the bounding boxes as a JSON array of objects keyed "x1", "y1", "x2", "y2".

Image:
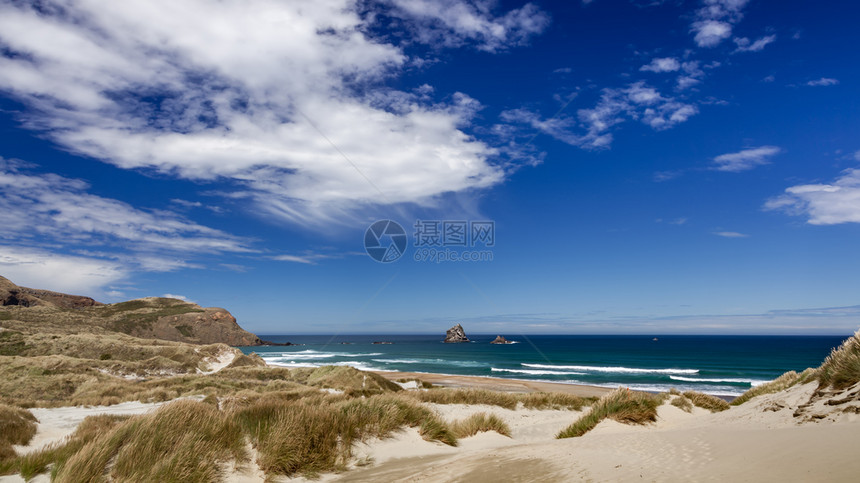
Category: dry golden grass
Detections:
[
  {"x1": 817, "y1": 330, "x2": 860, "y2": 390},
  {"x1": 0, "y1": 404, "x2": 37, "y2": 462},
  {"x1": 557, "y1": 388, "x2": 662, "y2": 439},
  {"x1": 731, "y1": 371, "x2": 801, "y2": 406},
  {"x1": 405, "y1": 388, "x2": 520, "y2": 409},
  {"x1": 671, "y1": 395, "x2": 693, "y2": 413},
  {"x1": 404, "y1": 388, "x2": 593, "y2": 411},
  {"x1": 450, "y1": 412, "x2": 511, "y2": 438},
  {"x1": 682, "y1": 391, "x2": 730, "y2": 412},
  {"x1": 3, "y1": 393, "x2": 461, "y2": 480}
]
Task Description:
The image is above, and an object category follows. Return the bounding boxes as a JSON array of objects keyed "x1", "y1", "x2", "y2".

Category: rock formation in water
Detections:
[
  {"x1": 490, "y1": 335, "x2": 512, "y2": 344},
  {"x1": 444, "y1": 323, "x2": 470, "y2": 343}
]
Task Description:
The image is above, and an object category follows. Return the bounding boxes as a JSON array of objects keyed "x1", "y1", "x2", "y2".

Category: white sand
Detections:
[
  {"x1": 198, "y1": 347, "x2": 239, "y2": 374},
  {"x1": 6, "y1": 378, "x2": 860, "y2": 482}
]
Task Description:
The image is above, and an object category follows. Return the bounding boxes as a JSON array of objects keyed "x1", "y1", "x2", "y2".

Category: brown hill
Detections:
[{"x1": 0, "y1": 275, "x2": 262, "y2": 346}]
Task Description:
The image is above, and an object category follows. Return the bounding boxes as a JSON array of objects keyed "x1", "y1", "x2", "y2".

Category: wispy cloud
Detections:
[
  {"x1": 0, "y1": 159, "x2": 252, "y2": 256},
  {"x1": 733, "y1": 34, "x2": 776, "y2": 52},
  {"x1": 713, "y1": 231, "x2": 748, "y2": 238},
  {"x1": 640, "y1": 57, "x2": 680, "y2": 73},
  {"x1": 382, "y1": 0, "x2": 550, "y2": 52},
  {"x1": 0, "y1": 246, "x2": 126, "y2": 295},
  {"x1": 806, "y1": 78, "x2": 839, "y2": 87},
  {"x1": 712, "y1": 146, "x2": 781, "y2": 172},
  {"x1": 0, "y1": 1, "x2": 547, "y2": 226},
  {"x1": 765, "y1": 168, "x2": 860, "y2": 225},
  {"x1": 501, "y1": 81, "x2": 697, "y2": 149}
]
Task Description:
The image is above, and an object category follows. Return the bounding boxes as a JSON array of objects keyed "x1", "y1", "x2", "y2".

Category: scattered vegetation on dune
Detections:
[
  {"x1": 682, "y1": 391, "x2": 730, "y2": 412},
  {"x1": 670, "y1": 395, "x2": 693, "y2": 413},
  {"x1": 557, "y1": 388, "x2": 662, "y2": 439},
  {"x1": 404, "y1": 388, "x2": 593, "y2": 411},
  {"x1": 0, "y1": 404, "x2": 37, "y2": 462},
  {"x1": 450, "y1": 412, "x2": 511, "y2": 438},
  {"x1": 4, "y1": 394, "x2": 462, "y2": 480},
  {"x1": 518, "y1": 391, "x2": 593, "y2": 410},
  {"x1": 405, "y1": 388, "x2": 521, "y2": 409},
  {"x1": 730, "y1": 371, "x2": 802, "y2": 406},
  {"x1": 817, "y1": 330, "x2": 860, "y2": 390}
]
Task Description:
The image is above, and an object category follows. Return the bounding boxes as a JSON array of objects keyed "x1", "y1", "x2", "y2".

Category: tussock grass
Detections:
[
  {"x1": 406, "y1": 388, "x2": 520, "y2": 409},
  {"x1": 817, "y1": 330, "x2": 860, "y2": 390},
  {"x1": 53, "y1": 401, "x2": 243, "y2": 482},
  {"x1": 0, "y1": 404, "x2": 37, "y2": 463},
  {"x1": 519, "y1": 392, "x2": 593, "y2": 410},
  {"x1": 10, "y1": 414, "x2": 128, "y2": 480},
  {"x1": 557, "y1": 388, "x2": 661, "y2": 439},
  {"x1": 730, "y1": 371, "x2": 801, "y2": 406},
  {"x1": 5, "y1": 394, "x2": 460, "y2": 480},
  {"x1": 450, "y1": 412, "x2": 511, "y2": 438},
  {"x1": 405, "y1": 388, "x2": 593, "y2": 411},
  {"x1": 670, "y1": 395, "x2": 693, "y2": 413},
  {"x1": 682, "y1": 391, "x2": 729, "y2": 412}
]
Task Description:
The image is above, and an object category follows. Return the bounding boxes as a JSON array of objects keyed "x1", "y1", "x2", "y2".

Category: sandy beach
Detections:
[{"x1": 5, "y1": 367, "x2": 859, "y2": 483}]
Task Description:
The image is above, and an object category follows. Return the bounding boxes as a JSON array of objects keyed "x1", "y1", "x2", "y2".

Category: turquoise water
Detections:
[{"x1": 239, "y1": 334, "x2": 846, "y2": 397}]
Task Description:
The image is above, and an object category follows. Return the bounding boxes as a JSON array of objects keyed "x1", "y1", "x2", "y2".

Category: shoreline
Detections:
[{"x1": 373, "y1": 370, "x2": 613, "y2": 398}]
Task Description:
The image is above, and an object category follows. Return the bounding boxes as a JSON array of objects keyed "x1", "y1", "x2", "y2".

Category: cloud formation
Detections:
[
  {"x1": 806, "y1": 78, "x2": 839, "y2": 87},
  {"x1": 690, "y1": 0, "x2": 749, "y2": 48},
  {"x1": 382, "y1": 0, "x2": 550, "y2": 52},
  {"x1": 766, "y1": 168, "x2": 860, "y2": 225},
  {"x1": 733, "y1": 34, "x2": 776, "y2": 52},
  {"x1": 0, "y1": 0, "x2": 547, "y2": 225},
  {"x1": 640, "y1": 57, "x2": 681, "y2": 73},
  {"x1": 501, "y1": 82, "x2": 698, "y2": 149},
  {"x1": 712, "y1": 146, "x2": 781, "y2": 172}
]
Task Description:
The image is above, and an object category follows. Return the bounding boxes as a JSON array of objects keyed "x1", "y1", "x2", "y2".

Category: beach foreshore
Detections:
[{"x1": 373, "y1": 370, "x2": 612, "y2": 398}]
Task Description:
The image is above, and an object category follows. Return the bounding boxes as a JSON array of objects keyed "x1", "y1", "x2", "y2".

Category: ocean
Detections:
[{"x1": 239, "y1": 334, "x2": 847, "y2": 397}]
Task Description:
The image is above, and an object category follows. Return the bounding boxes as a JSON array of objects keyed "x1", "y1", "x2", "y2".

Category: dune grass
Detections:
[
  {"x1": 817, "y1": 330, "x2": 860, "y2": 390},
  {"x1": 730, "y1": 371, "x2": 801, "y2": 406},
  {"x1": 557, "y1": 388, "x2": 662, "y2": 439},
  {"x1": 450, "y1": 412, "x2": 511, "y2": 438},
  {"x1": 0, "y1": 404, "x2": 37, "y2": 462},
  {"x1": 682, "y1": 391, "x2": 730, "y2": 412},
  {"x1": 670, "y1": 395, "x2": 693, "y2": 413},
  {"x1": 5, "y1": 393, "x2": 461, "y2": 480},
  {"x1": 405, "y1": 388, "x2": 593, "y2": 411}
]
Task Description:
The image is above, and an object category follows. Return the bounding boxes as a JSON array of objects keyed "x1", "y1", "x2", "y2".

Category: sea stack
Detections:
[
  {"x1": 490, "y1": 335, "x2": 512, "y2": 344},
  {"x1": 444, "y1": 323, "x2": 470, "y2": 343}
]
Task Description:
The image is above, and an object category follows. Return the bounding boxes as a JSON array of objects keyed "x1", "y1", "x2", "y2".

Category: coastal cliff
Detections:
[{"x1": 0, "y1": 275, "x2": 262, "y2": 346}]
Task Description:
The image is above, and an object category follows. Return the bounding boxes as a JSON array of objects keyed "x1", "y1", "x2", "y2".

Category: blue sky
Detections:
[{"x1": 0, "y1": 0, "x2": 858, "y2": 335}]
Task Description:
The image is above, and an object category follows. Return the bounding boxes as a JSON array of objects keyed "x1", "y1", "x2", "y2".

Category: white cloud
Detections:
[
  {"x1": 690, "y1": 0, "x2": 749, "y2": 48},
  {"x1": 501, "y1": 82, "x2": 697, "y2": 149},
  {"x1": 734, "y1": 34, "x2": 776, "y2": 52},
  {"x1": 765, "y1": 168, "x2": 860, "y2": 225},
  {"x1": 0, "y1": 159, "x2": 251, "y2": 255},
  {"x1": 713, "y1": 231, "x2": 748, "y2": 238},
  {"x1": 676, "y1": 61, "x2": 705, "y2": 90},
  {"x1": 0, "y1": 0, "x2": 539, "y2": 226},
  {"x1": 854, "y1": 150, "x2": 860, "y2": 161},
  {"x1": 0, "y1": 246, "x2": 126, "y2": 295},
  {"x1": 806, "y1": 78, "x2": 839, "y2": 87},
  {"x1": 162, "y1": 293, "x2": 194, "y2": 303},
  {"x1": 712, "y1": 146, "x2": 781, "y2": 172},
  {"x1": 640, "y1": 57, "x2": 681, "y2": 73},
  {"x1": 384, "y1": 0, "x2": 550, "y2": 52}
]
